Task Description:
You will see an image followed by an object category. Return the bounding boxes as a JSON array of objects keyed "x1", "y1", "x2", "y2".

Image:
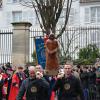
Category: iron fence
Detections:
[
  {"x1": 58, "y1": 26, "x2": 100, "y2": 60},
  {"x1": 0, "y1": 26, "x2": 100, "y2": 64},
  {"x1": 0, "y1": 29, "x2": 13, "y2": 64}
]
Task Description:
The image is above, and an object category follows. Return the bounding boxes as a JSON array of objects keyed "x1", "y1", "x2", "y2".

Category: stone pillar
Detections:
[{"x1": 11, "y1": 22, "x2": 32, "y2": 66}]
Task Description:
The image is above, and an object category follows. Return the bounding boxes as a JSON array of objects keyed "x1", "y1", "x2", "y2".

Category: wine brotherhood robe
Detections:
[
  {"x1": 8, "y1": 72, "x2": 26, "y2": 100},
  {"x1": 45, "y1": 39, "x2": 59, "y2": 70}
]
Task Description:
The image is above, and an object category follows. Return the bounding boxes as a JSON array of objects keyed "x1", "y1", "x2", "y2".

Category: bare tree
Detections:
[
  {"x1": 58, "y1": 27, "x2": 79, "y2": 63},
  {"x1": 20, "y1": 0, "x2": 72, "y2": 38}
]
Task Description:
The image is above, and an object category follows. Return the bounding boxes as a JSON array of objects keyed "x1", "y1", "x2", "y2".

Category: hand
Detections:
[
  {"x1": 15, "y1": 84, "x2": 19, "y2": 87},
  {"x1": 0, "y1": 74, "x2": 2, "y2": 81},
  {"x1": 57, "y1": 73, "x2": 64, "y2": 79},
  {"x1": 36, "y1": 71, "x2": 43, "y2": 79}
]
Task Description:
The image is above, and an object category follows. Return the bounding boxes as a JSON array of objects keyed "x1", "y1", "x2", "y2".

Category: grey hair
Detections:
[{"x1": 28, "y1": 66, "x2": 35, "y2": 71}]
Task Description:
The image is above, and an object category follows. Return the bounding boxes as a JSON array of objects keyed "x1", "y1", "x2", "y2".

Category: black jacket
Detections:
[
  {"x1": 16, "y1": 77, "x2": 49, "y2": 100},
  {"x1": 53, "y1": 75, "x2": 84, "y2": 100}
]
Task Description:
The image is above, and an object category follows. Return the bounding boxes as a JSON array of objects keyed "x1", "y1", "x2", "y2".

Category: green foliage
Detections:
[{"x1": 77, "y1": 44, "x2": 100, "y2": 65}]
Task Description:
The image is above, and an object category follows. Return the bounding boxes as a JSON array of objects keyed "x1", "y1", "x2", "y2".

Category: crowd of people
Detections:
[{"x1": 0, "y1": 62, "x2": 100, "y2": 100}]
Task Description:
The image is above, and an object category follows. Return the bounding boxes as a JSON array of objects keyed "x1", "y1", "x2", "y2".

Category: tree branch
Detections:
[{"x1": 57, "y1": 0, "x2": 72, "y2": 38}]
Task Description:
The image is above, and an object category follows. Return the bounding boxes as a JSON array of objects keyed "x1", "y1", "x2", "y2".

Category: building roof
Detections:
[{"x1": 80, "y1": 0, "x2": 100, "y2": 3}]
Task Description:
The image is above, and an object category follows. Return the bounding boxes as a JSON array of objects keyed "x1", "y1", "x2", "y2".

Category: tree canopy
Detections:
[{"x1": 20, "y1": 0, "x2": 72, "y2": 38}]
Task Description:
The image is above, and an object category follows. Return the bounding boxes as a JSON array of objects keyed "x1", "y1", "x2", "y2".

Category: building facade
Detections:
[
  {"x1": 0, "y1": 0, "x2": 36, "y2": 28},
  {"x1": 80, "y1": 0, "x2": 100, "y2": 25},
  {"x1": 0, "y1": 0, "x2": 100, "y2": 64},
  {"x1": 0, "y1": 0, "x2": 80, "y2": 28},
  {"x1": 0, "y1": 0, "x2": 100, "y2": 28}
]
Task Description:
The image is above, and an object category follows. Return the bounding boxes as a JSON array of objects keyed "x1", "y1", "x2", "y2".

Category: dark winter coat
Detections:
[
  {"x1": 53, "y1": 75, "x2": 84, "y2": 100},
  {"x1": 16, "y1": 77, "x2": 50, "y2": 100}
]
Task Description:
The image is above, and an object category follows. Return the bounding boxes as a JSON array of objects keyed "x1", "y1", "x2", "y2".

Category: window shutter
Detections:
[{"x1": 84, "y1": 8, "x2": 90, "y2": 23}]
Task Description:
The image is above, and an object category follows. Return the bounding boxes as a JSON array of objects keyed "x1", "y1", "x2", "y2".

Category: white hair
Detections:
[{"x1": 28, "y1": 66, "x2": 35, "y2": 71}]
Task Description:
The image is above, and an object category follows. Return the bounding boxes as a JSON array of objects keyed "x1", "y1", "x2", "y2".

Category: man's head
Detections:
[
  {"x1": 35, "y1": 65, "x2": 43, "y2": 72},
  {"x1": 16, "y1": 64, "x2": 24, "y2": 73},
  {"x1": 6, "y1": 68, "x2": 13, "y2": 75},
  {"x1": 64, "y1": 64, "x2": 73, "y2": 76},
  {"x1": 28, "y1": 66, "x2": 35, "y2": 78},
  {"x1": 82, "y1": 66, "x2": 88, "y2": 72}
]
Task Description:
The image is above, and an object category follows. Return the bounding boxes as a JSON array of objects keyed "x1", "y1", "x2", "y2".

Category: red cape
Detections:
[{"x1": 8, "y1": 73, "x2": 20, "y2": 100}]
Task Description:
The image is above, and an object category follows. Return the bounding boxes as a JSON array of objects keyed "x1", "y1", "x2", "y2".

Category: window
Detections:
[
  {"x1": 22, "y1": 11, "x2": 28, "y2": 21},
  {"x1": 85, "y1": 7, "x2": 100, "y2": 24},
  {"x1": 12, "y1": 11, "x2": 22, "y2": 22},
  {"x1": 84, "y1": 8, "x2": 90, "y2": 23},
  {"x1": 12, "y1": 0, "x2": 22, "y2": 3},
  {"x1": 28, "y1": 11, "x2": 34, "y2": 24},
  {"x1": 22, "y1": 10, "x2": 35, "y2": 25},
  {"x1": 91, "y1": 7, "x2": 96, "y2": 23}
]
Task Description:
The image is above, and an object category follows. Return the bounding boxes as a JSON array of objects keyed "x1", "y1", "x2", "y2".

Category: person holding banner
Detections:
[{"x1": 45, "y1": 33, "x2": 59, "y2": 75}]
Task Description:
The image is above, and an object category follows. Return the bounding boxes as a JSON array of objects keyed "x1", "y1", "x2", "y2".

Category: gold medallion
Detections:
[
  {"x1": 31, "y1": 86, "x2": 37, "y2": 93},
  {"x1": 64, "y1": 83, "x2": 70, "y2": 90}
]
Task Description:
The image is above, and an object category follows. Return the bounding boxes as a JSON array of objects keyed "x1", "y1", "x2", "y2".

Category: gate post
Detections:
[{"x1": 11, "y1": 22, "x2": 32, "y2": 66}]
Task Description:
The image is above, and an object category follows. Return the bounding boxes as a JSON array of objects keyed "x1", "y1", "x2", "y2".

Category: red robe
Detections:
[
  {"x1": 8, "y1": 73, "x2": 19, "y2": 100},
  {"x1": 8, "y1": 73, "x2": 26, "y2": 100},
  {"x1": 50, "y1": 91, "x2": 55, "y2": 100}
]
